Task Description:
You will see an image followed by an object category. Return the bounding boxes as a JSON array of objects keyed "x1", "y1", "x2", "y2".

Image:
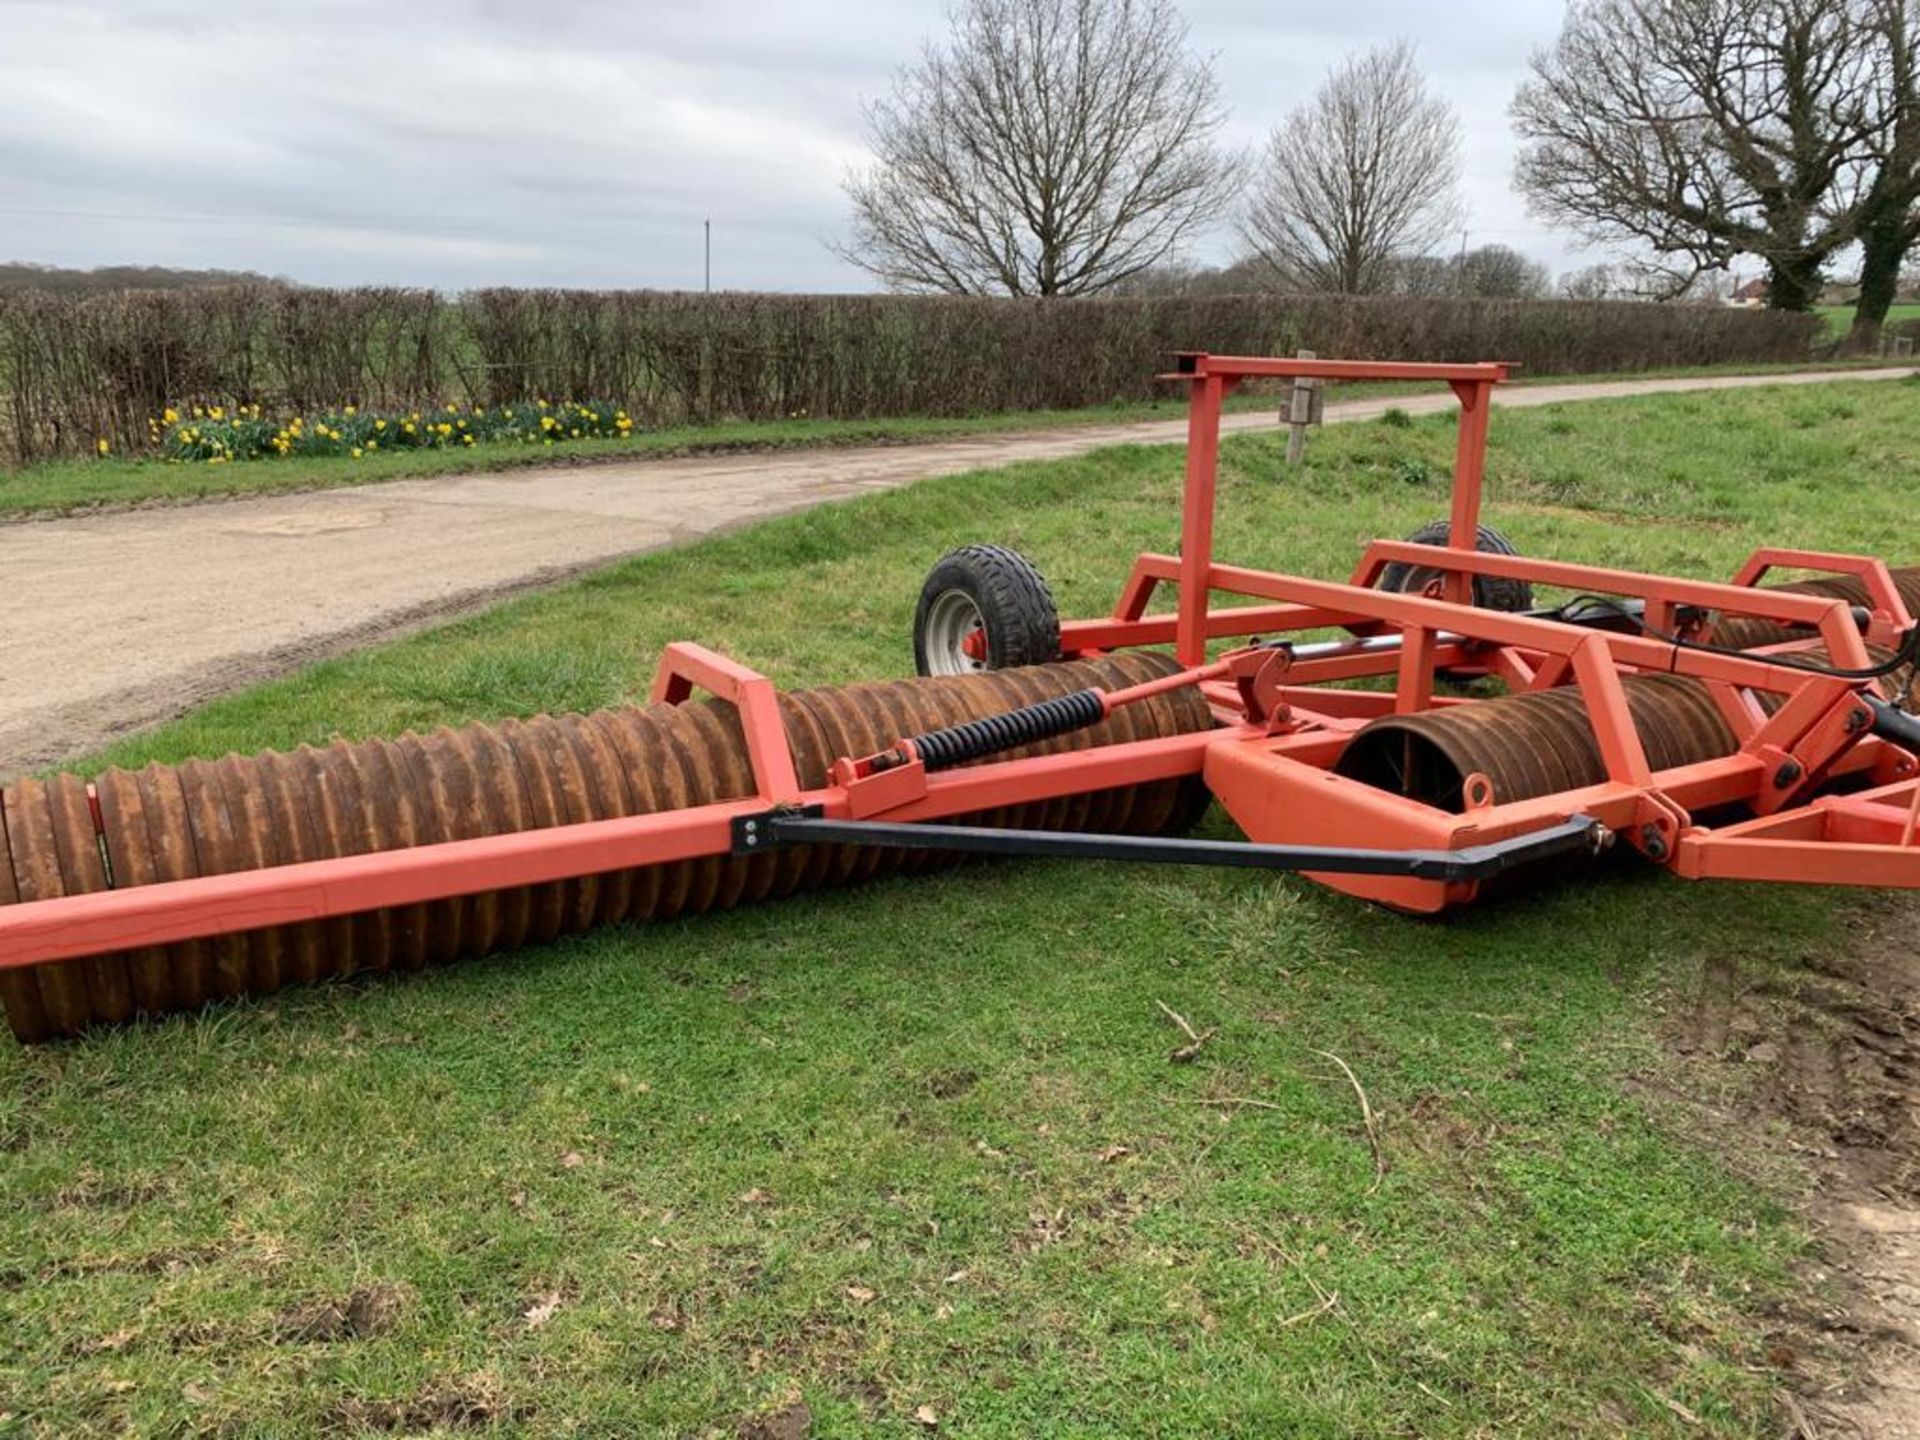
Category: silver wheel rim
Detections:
[{"x1": 922, "y1": 589, "x2": 988, "y2": 675}]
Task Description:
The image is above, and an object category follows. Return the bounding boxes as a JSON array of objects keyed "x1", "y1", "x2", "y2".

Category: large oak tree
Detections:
[{"x1": 1512, "y1": 0, "x2": 1883, "y2": 313}]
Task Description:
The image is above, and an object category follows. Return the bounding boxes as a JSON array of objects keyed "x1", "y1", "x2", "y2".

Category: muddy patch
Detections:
[
  {"x1": 737, "y1": 1398, "x2": 813, "y2": 1440},
  {"x1": 275, "y1": 1283, "x2": 409, "y2": 1343},
  {"x1": 330, "y1": 1373, "x2": 526, "y2": 1432},
  {"x1": 1663, "y1": 903, "x2": 1920, "y2": 1437}
]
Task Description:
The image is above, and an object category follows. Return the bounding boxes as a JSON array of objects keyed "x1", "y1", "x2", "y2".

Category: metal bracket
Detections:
[{"x1": 730, "y1": 804, "x2": 825, "y2": 856}]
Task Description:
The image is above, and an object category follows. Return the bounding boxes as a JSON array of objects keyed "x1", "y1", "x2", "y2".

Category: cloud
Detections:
[{"x1": 0, "y1": 0, "x2": 1581, "y2": 290}]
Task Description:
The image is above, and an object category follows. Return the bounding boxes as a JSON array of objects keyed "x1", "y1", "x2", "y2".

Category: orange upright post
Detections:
[
  {"x1": 1444, "y1": 378, "x2": 1495, "y2": 605},
  {"x1": 1176, "y1": 372, "x2": 1225, "y2": 667}
]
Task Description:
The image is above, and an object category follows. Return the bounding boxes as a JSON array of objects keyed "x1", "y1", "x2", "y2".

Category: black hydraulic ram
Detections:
[{"x1": 733, "y1": 810, "x2": 1610, "y2": 884}]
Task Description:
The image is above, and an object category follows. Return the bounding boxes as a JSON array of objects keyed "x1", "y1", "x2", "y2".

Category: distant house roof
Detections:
[{"x1": 1731, "y1": 277, "x2": 1770, "y2": 303}]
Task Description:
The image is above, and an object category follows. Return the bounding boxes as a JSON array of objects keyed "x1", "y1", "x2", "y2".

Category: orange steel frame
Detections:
[{"x1": 6, "y1": 352, "x2": 1920, "y2": 976}]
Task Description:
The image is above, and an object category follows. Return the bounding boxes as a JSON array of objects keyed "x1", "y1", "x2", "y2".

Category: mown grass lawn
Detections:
[{"x1": 6, "y1": 378, "x2": 1918, "y2": 1437}]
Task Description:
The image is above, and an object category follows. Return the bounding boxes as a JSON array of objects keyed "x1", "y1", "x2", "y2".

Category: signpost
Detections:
[{"x1": 1284, "y1": 348, "x2": 1324, "y2": 466}]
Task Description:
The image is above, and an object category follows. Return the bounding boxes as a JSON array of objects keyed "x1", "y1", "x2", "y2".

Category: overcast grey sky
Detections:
[{"x1": 0, "y1": 0, "x2": 1583, "y2": 291}]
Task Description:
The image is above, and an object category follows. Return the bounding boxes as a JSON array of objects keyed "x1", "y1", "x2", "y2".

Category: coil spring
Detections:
[{"x1": 908, "y1": 689, "x2": 1106, "y2": 771}]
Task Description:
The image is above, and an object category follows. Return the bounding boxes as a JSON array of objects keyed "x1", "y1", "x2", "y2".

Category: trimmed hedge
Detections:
[{"x1": 0, "y1": 284, "x2": 1821, "y2": 463}]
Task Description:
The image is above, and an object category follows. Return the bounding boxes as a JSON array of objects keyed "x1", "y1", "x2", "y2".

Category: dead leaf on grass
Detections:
[
  {"x1": 845, "y1": 1285, "x2": 877, "y2": 1305},
  {"x1": 913, "y1": 1403, "x2": 940, "y2": 1428}
]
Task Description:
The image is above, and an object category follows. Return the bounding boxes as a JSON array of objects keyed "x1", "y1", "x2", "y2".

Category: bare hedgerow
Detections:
[{"x1": 0, "y1": 287, "x2": 1819, "y2": 463}]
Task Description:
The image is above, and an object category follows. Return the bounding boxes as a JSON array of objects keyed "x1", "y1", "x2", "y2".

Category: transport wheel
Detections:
[
  {"x1": 1374, "y1": 520, "x2": 1533, "y2": 613},
  {"x1": 913, "y1": 545, "x2": 1061, "y2": 676}
]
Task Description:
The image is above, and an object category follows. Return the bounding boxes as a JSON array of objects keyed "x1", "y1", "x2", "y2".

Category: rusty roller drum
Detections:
[
  {"x1": 1712, "y1": 565, "x2": 1920, "y2": 651},
  {"x1": 0, "y1": 653, "x2": 1213, "y2": 1041},
  {"x1": 1333, "y1": 673, "x2": 1743, "y2": 813},
  {"x1": 1335, "y1": 651, "x2": 1918, "y2": 816},
  {"x1": 1337, "y1": 564, "x2": 1920, "y2": 819}
]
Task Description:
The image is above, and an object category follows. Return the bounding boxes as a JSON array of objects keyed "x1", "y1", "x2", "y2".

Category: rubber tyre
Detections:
[
  {"x1": 913, "y1": 545, "x2": 1061, "y2": 676},
  {"x1": 1375, "y1": 520, "x2": 1533, "y2": 613}
]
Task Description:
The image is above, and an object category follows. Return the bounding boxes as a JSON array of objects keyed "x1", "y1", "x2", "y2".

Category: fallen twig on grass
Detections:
[
  {"x1": 1778, "y1": 1389, "x2": 1819, "y2": 1440},
  {"x1": 1312, "y1": 1047, "x2": 1386, "y2": 1193},
  {"x1": 1180, "y1": 1096, "x2": 1284, "y2": 1111},
  {"x1": 1154, "y1": 999, "x2": 1217, "y2": 1063},
  {"x1": 1646, "y1": 1388, "x2": 1702, "y2": 1427},
  {"x1": 1235, "y1": 1224, "x2": 1373, "y2": 1359},
  {"x1": 1275, "y1": 1292, "x2": 1340, "y2": 1329}
]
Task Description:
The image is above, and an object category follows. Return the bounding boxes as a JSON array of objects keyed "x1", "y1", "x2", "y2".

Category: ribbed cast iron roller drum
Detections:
[
  {"x1": 1340, "y1": 633, "x2": 1918, "y2": 821},
  {"x1": 1709, "y1": 567, "x2": 1920, "y2": 651},
  {"x1": 0, "y1": 654, "x2": 1214, "y2": 1041},
  {"x1": 1334, "y1": 673, "x2": 1745, "y2": 812},
  {"x1": 1337, "y1": 565, "x2": 1920, "y2": 815}
]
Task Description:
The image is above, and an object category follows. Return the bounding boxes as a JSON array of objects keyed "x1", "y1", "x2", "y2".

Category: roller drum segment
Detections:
[
  {"x1": 0, "y1": 654, "x2": 1212, "y2": 1040},
  {"x1": 1708, "y1": 566, "x2": 1920, "y2": 651},
  {"x1": 1337, "y1": 564, "x2": 1920, "y2": 816},
  {"x1": 1335, "y1": 673, "x2": 1747, "y2": 813}
]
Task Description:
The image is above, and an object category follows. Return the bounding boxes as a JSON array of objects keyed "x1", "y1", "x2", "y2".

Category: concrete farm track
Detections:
[{"x1": 3, "y1": 366, "x2": 1912, "y2": 774}]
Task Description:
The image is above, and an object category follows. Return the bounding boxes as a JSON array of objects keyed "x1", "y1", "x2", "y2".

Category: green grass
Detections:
[
  {"x1": 0, "y1": 358, "x2": 1900, "y2": 520},
  {"x1": 1817, "y1": 300, "x2": 1920, "y2": 339},
  {"x1": 8, "y1": 378, "x2": 1919, "y2": 1436}
]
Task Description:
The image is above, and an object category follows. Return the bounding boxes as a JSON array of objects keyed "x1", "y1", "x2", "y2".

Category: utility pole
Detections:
[{"x1": 704, "y1": 219, "x2": 712, "y2": 294}]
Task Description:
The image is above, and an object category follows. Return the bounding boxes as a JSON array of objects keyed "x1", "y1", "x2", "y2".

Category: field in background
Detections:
[
  {"x1": 4, "y1": 380, "x2": 1913, "y2": 1436},
  {"x1": 1818, "y1": 300, "x2": 1920, "y2": 339},
  {"x1": 0, "y1": 283, "x2": 1821, "y2": 464}
]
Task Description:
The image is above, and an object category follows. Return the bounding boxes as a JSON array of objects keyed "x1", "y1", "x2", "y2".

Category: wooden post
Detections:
[{"x1": 1284, "y1": 349, "x2": 1321, "y2": 466}]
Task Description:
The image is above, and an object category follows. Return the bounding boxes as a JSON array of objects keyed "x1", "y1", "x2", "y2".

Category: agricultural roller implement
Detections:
[{"x1": 5, "y1": 352, "x2": 1920, "y2": 1041}]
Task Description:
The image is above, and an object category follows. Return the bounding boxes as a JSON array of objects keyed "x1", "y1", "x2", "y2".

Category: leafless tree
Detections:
[
  {"x1": 1512, "y1": 0, "x2": 1883, "y2": 312},
  {"x1": 1382, "y1": 254, "x2": 1460, "y2": 297},
  {"x1": 1375, "y1": 244, "x2": 1551, "y2": 297},
  {"x1": 1556, "y1": 262, "x2": 1626, "y2": 300},
  {"x1": 1105, "y1": 255, "x2": 1282, "y2": 296},
  {"x1": 1453, "y1": 244, "x2": 1552, "y2": 298},
  {"x1": 834, "y1": 0, "x2": 1236, "y2": 297},
  {"x1": 1240, "y1": 41, "x2": 1464, "y2": 294}
]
